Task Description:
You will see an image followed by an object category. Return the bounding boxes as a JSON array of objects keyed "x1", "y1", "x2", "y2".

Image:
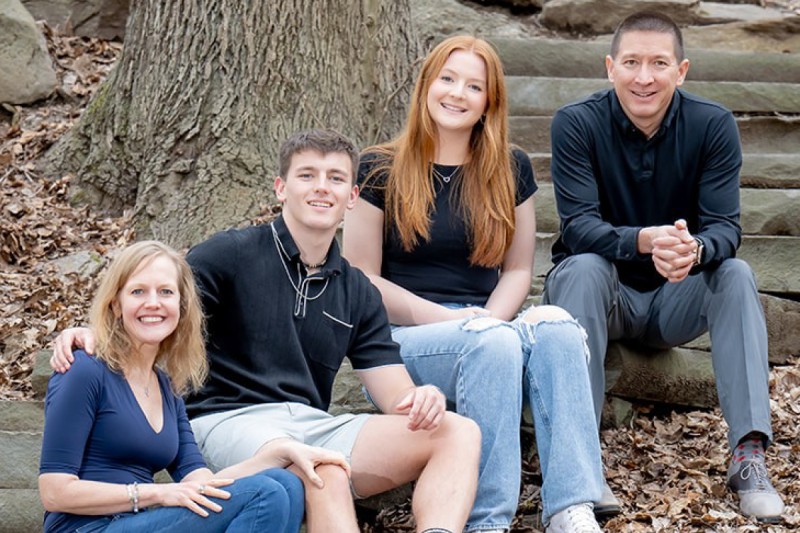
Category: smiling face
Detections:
[
  {"x1": 426, "y1": 49, "x2": 488, "y2": 136},
  {"x1": 606, "y1": 30, "x2": 690, "y2": 138},
  {"x1": 113, "y1": 254, "x2": 181, "y2": 357},
  {"x1": 274, "y1": 149, "x2": 359, "y2": 236}
]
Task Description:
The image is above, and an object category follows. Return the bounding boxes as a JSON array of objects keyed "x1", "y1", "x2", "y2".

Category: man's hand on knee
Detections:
[{"x1": 393, "y1": 385, "x2": 446, "y2": 432}]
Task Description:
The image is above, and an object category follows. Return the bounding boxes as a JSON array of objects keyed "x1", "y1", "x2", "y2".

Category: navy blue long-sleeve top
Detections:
[{"x1": 550, "y1": 88, "x2": 743, "y2": 291}]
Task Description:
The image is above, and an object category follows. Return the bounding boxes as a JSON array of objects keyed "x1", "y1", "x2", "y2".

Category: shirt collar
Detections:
[
  {"x1": 610, "y1": 88, "x2": 682, "y2": 141},
  {"x1": 271, "y1": 215, "x2": 343, "y2": 277}
]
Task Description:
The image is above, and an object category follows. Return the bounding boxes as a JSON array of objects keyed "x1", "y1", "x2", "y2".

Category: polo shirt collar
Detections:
[
  {"x1": 271, "y1": 215, "x2": 343, "y2": 276},
  {"x1": 610, "y1": 88, "x2": 682, "y2": 140}
]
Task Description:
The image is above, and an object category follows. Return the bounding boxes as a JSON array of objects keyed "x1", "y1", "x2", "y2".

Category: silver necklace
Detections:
[
  {"x1": 271, "y1": 223, "x2": 329, "y2": 316},
  {"x1": 432, "y1": 164, "x2": 460, "y2": 183}
]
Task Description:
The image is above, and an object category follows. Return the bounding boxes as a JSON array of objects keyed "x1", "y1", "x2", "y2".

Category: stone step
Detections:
[
  {"x1": 534, "y1": 182, "x2": 800, "y2": 235},
  {"x1": 511, "y1": 115, "x2": 800, "y2": 154},
  {"x1": 31, "y1": 348, "x2": 52, "y2": 400},
  {"x1": 533, "y1": 233, "x2": 800, "y2": 295},
  {"x1": 605, "y1": 343, "x2": 717, "y2": 409},
  {"x1": 0, "y1": 400, "x2": 44, "y2": 432},
  {"x1": 0, "y1": 431, "x2": 41, "y2": 489},
  {"x1": 507, "y1": 77, "x2": 800, "y2": 116},
  {"x1": 741, "y1": 154, "x2": 800, "y2": 188},
  {"x1": 684, "y1": 293, "x2": 800, "y2": 365},
  {"x1": 530, "y1": 152, "x2": 800, "y2": 189},
  {"x1": 493, "y1": 38, "x2": 800, "y2": 84},
  {"x1": 0, "y1": 489, "x2": 43, "y2": 533}
]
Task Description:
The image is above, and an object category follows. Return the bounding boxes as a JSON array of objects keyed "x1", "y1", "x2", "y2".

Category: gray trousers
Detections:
[{"x1": 542, "y1": 253, "x2": 772, "y2": 449}]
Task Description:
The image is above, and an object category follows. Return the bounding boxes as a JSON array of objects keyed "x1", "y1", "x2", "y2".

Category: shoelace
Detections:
[
  {"x1": 565, "y1": 505, "x2": 600, "y2": 532},
  {"x1": 739, "y1": 459, "x2": 773, "y2": 491}
]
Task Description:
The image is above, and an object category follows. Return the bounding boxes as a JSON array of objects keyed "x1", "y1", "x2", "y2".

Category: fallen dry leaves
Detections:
[{"x1": 1, "y1": 24, "x2": 798, "y2": 533}]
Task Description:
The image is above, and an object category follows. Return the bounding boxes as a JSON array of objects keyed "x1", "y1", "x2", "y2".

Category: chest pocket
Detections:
[{"x1": 304, "y1": 310, "x2": 353, "y2": 371}]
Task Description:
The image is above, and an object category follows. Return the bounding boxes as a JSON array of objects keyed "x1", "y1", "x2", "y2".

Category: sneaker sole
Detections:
[{"x1": 593, "y1": 503, "x2": 622, "y2": 518}]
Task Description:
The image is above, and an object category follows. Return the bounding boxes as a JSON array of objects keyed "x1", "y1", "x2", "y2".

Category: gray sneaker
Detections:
[
  {"x1": 727, "y1": 457, "x2": 785, "y2": 523},
  {"x1": 593, "y1": 482, "x2": 621, "y2": 517},
  {"x1": 547, "y1": 503, "x2": 603, "y2": 533}
]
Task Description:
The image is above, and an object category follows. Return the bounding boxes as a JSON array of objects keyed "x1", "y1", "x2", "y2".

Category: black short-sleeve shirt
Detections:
[
  {"x1": 185, "y1": 216, "x2": 403, "y2": 418},
  {"x1": 357, "y1": 148, "x2": 536, "y2": 306}
]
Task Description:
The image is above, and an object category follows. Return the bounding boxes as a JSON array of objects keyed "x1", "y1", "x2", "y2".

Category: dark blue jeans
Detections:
[{"x1": 75, "y1": 469, "x2": 304, "y2": 533}]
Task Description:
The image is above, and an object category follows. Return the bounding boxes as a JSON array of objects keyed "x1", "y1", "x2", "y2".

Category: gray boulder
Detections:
[
  {"x1": 541, "y1": 0, "x2": 701, "y2": 33},
  {"x1": 540, "y1": 0, "x2": 789, "y2": 34},
  {"x1": 22, "y1": 0, "x2": 129, "y2": 40},
  {"x1": 410, "y1": 0, "x2": 540, "y2": 45},
  {"x1": 683, "y1": 15, "x2": 800, "y2": 53},
  {"x1": 0, "y1": 0, "x2": 57, "y2": 105}
]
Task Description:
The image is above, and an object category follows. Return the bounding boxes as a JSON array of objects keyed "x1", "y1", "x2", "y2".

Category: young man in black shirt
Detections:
[
  {"x1": 543, "y1": 11, "x2": 784, "y2": 523},
  {"x1": 52, "y1": 129, "x2": 480, "y2": 533}
]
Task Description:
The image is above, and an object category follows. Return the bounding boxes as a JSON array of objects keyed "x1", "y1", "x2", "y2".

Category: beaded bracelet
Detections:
[{"x1": 127, "y1": 482, "x2": 140, "y2": 513}]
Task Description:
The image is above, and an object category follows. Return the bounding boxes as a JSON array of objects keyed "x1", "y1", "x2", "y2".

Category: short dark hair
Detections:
[
  {"x1": 278, "y1": 129, "x2": 359, "y2": 180},
  {"x1": 610, "y1": 11, "x2": 685, "y2": 61}
]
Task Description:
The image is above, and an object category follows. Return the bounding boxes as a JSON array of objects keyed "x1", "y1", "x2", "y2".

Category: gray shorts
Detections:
[{"x1": 190, "y1": 402, "x2": 372, "y2": 472}]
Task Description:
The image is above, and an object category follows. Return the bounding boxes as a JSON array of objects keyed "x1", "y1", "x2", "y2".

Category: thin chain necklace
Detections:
[
  {"x1": 128, "y1": 369, "x2": 155, "y2": 398},
  {"x1": 301, "y1": 256, "x2": 327, "y2": 270},
  {"x1": 271, "y1": 223, "x2": 329, "y2": 316},
  {"x1": 432, "y1": 164, "x2": 461, "y2": 183}
]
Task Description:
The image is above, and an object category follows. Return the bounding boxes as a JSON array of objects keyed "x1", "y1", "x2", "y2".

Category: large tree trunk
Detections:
[{"x1": 45, "y1": 0, "x2": 419, "y2": 248}]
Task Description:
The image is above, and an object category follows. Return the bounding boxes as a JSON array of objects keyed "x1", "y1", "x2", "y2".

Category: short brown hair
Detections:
[
  {"x1": 278, "y1": 129, "x2": 359, "y2": 180},
  {"x1": 611, "y1": 11, "x2": 685, "y2": 61}
]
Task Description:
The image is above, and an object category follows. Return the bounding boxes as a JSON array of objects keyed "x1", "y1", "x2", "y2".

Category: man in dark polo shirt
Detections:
[
  {"x1": 51, "y1": 129, "x2": 480, "y2": 533},
  {"x1": 542, "y1": 11, "x2": 784, "y2": 523}
]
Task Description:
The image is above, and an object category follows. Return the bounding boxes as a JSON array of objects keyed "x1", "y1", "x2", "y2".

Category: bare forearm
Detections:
[
  {"x1": 39, "y1": 476, "x2": 160, "y2": 515},
  {"x1": 215, "y1": 440, "x2": 293, "y2": 479},
  {"x1": 367, "y1": 275, "x2": 456, "y2": 326},
  {"x1": 484, "y1": 270, "x2": 531, "y2": 321}
]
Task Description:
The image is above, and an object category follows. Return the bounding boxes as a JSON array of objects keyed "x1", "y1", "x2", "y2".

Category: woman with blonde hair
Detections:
[
  {"x1": 344, "y1": 36, "x2": 607, "y2": 532},
  {"x1": 39, "y1": 241, "x2": 345, "y2": 532}
]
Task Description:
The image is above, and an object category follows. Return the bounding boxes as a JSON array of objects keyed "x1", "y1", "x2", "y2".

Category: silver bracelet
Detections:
[
  {"x1": 126, "y1": 483, "x2": 133, "y2": 510},
  {"x1": 132, "y1": 482, "x2": 140, "y2": 513}
]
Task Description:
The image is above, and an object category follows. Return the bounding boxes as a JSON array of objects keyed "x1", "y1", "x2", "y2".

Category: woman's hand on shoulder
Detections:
[{"x1": 148, "y1": 478, "x2": 233, "y2": 516}]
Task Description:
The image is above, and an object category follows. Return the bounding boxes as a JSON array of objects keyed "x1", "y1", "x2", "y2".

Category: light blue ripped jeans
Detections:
[{"x1": 391, "y1": 305, "x2": 604, "y2": 530}]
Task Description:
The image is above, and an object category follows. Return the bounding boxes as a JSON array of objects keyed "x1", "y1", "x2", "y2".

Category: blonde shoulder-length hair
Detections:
[
  {"x1": 365, "y1": 35, "x2": 516, "y2": 267},
  {"x1": 89, "y1": 240, "x2": 207, "y2": 395}
]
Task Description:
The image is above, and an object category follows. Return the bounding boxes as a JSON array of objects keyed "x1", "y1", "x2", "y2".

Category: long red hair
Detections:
[{"x1": 364, "y1": 35, "x2": 516, "y2": 267}]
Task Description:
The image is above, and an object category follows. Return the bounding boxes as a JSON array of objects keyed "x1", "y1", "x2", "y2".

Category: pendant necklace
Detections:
[{"x1": 432, "y1": 164, "x2": 460, "y2": 183}]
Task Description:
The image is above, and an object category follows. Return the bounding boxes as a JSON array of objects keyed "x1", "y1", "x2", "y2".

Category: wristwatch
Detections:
[{"x1": 693, "y1": 237, "x2": 705, "y2": 266}]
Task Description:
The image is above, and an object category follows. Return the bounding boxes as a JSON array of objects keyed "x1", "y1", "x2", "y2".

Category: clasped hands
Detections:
[{"x1": 646, "y1": 219, "x2": 699, "y2": 283}]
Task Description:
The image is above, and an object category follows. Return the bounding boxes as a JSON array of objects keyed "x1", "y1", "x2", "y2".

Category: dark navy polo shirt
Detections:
[
  {"x1": 185, "y1": 215, "x2": 403, "y2": 418},
  {"x1": 550, "y1": 88, "x2": 743, "y2": 292},
  {"x1": 358, "y1": 148, "x2": 537, "y2": 306}
]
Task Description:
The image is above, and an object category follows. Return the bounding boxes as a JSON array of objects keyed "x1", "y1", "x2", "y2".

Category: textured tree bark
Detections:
[{"x1": 46, "y1": 0, "x2": 419, "y2": 248}]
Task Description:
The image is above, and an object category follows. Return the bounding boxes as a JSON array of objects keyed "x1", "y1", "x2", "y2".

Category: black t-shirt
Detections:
[
  {"x1": 357, "y1": 148, "x2": 536, "y2": 306},
  {"x1": 185, "y1": 216, "x2": 403, "y2": 418}
]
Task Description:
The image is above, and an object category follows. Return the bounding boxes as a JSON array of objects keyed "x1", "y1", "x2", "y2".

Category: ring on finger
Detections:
[{"x1": 198, "y1": 484, "x2": 206, "y2": 494}]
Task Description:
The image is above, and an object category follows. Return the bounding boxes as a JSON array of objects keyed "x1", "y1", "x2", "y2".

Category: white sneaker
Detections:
[{"x1": 547, "y1": 503, "x2": 603, "y2": 532}]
